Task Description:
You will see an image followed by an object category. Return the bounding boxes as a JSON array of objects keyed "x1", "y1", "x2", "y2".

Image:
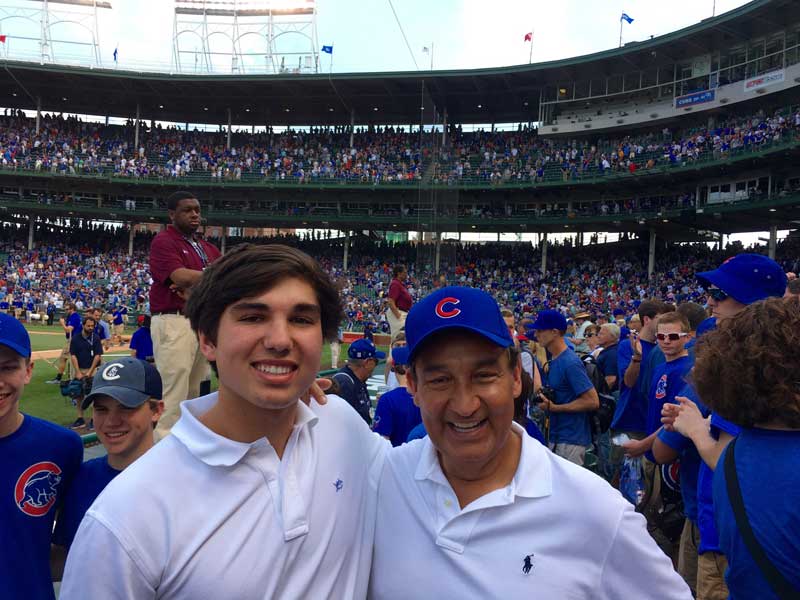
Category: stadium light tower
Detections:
[
  {"x1": 0, "y1": 0, "x2": 111, "y2": 66},
  {"x1": 172, "y1": 0, "x2": 319, "y2": 75}
]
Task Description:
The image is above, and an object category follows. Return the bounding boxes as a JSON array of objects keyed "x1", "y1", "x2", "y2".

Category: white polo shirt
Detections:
[
  {"x1": 60, "y1": 392, "x2": 387, "y2": 599},
  {"x1": 369, "y1": 423, "x2": 692, "y2": 599}
]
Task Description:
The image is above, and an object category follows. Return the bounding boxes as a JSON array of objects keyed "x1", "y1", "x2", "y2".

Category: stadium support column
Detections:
[
  {"x1": 434, "y1": 234, "x2": 441, "y2": 274},
  {"x1": 648, "y1": 229, "x2": 656, "y2": 279},
  {"x1": 349, "y1": 109, "x2": 355, "y2": 148},
  {"x1": 768, "y1": 226, "x2": 777, "y2": 260},
  {"x1": 128, "y1": 225, "x2": 135, "y2": 256},
  {"x1": 343, "y1": 230, "x2": 350, "y2": 271},
  {"x1": 226, "y1": 108, "x2": 232, "y2": 150},
  {"x1": 27, "y1": 215, "x2": 35, "y2": 251},
  {"x1": 221, "y1": 227, "x2": 226, "y2": 254},
  {"x1": 35, "y1": 97, "x2": 41, "y2": 134},
  {"x1": 540, "y1": 233, "x2": 548, "y2": 275},
  {"x1": 134, "y1": 103, "x2": 140, "y2": 152}
]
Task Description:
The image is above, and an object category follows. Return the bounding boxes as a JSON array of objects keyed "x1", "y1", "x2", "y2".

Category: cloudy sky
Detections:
[{"x1": 0, "y1": 0, "x2": 751, "y2": 73}]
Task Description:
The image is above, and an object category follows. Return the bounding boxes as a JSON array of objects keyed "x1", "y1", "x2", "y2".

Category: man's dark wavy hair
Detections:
[
  {"x1": 692, "y1": 297, "x2": 800, "y2": 428},
  {"x1": 185, "y1": 243, "x2": 343, "y2": 348}
]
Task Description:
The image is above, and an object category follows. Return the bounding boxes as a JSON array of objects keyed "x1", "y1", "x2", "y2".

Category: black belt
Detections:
[{"x1": 151, "y1": 310, "x2": 183, "y2": 316}]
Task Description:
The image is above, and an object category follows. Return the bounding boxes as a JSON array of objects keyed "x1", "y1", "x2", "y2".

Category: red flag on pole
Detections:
[
  {"x1": 524, "y1": 32, "x2": 533, "y2": 42},
  {"x1": 0, "y1": 35, "x2": 6, "y2": 43}
]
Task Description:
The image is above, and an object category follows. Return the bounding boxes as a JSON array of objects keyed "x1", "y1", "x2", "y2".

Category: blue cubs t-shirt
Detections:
[
  {"x1": 646, "y1": 355, "x2": 693, "y2": 436},
  {"x1": 1, "y1": 415, "x2": 82, "y2": 600},
  {"x1": 112, "y1": 307, "x2": 127, "y2": 325},
  {"x1": 372, "y1": 386, "x2": 422, "y2": 447},
  {"x1": 612, "y1": 338, "x2": 647, "y2": 434},
  {"x1": 714, "y1": 428, "x2": 800, "y2": 598},
  {"x1": 65, "y1": 312, "x2": 81, "y2": 339},
  {"x1": 697, "y1": 413, "x2": 740, "y2": 554},
  {"x1": 53, "y1": 456, "x2": 121, "y2": 549},
  {"x1": 656, "y1": 383, "x2": 703, "y2": 522},
  {"x1": 545, "y1": 347, "x2": 594, "y2": 447},
  {"x1": 129, "y1": 327, "x2": 154, "y2": 361}
]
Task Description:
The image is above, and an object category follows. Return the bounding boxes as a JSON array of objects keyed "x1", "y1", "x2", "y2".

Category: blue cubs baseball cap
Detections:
[
  {"x1": 405, "y1": 286, "x2": 513, "y2": 360},
  {"x1": 0, "y1": 312, "x2": 31, "y2": 358},
  {"x1": 82, "y1": 357, "x2": 163, "y2": 410},
  {"x1": 697, "y1": 253, "x2": 787, "y2": 305},
  {"x1": 348, "y1": 338, "x2": 386, "y2": 360},
  {"x1": 391, "y1": 345, "x2": 410, "y2": 366},
  {"x1": 528, "y1": 309, "x2": 568, "y2": 332}
]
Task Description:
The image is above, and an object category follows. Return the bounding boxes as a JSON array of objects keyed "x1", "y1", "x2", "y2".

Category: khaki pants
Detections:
[
  {"x1": 152, "y1": 314, "x2": 209, "y2": 438},
  {"x1": 386, "y1": 309, "x2": 408, "y2": 340},
  {"x1": 697, "y1": 552, "x2": 729, "y2": 600},
  {"x1": 330, "y1": 341, "x2": 341, "y2": 369},
  {"x1": 549, "y1": 442, "x2": 587, "y2": 466},
  {"x1": 677, "y1": 519, "x2": 699, "y2": 595}
]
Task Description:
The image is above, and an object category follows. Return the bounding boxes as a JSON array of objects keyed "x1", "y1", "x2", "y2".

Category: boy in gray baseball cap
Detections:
[{"x1": 51, "y1": 358, "x2": 164, "y2": 569}]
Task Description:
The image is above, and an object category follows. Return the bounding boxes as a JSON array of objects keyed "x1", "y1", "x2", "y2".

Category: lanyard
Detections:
[{"x1": 184, "y1": 236, "x2": 209, "y2": 268}]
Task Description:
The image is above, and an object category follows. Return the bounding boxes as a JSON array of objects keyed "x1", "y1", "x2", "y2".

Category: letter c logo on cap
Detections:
[{"x1": 435, "y1": 297, "x2": 461, "y2": 319}]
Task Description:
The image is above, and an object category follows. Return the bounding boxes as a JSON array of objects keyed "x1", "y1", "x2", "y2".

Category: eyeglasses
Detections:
[
  {"x1": 585, "y1": 333, "x2": 595, "y2": 338},
  {"x1": 707, "y1": 288, "x2": 729, "y2": 302},
  {"x1": 656, "y1": 332, "x2": 690, "y2": 341}
]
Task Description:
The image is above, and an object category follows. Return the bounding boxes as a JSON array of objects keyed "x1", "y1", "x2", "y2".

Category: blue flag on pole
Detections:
[
  {"x1": 113, "y1": 46, "x2": 118, "y2": 62},
  {"x1": 620, "y1": 13, "x2": 634, "y2": 24},
  {"x1": 321, "y1": 45, "x2": 333, "y2": 54}
]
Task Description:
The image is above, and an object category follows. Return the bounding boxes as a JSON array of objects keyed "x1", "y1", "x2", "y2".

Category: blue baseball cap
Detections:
[
  {"x1": 528, "y1": 309, "x2": 568, "y2": 332},
  {"x1": 0, "y1": 313, "x2": 31, "y2": 358},
  {"x1": 697, "y1": 254, "x2": 787, "y2": 305},
  {"x1": 348, "y1": 338, "x2": 386, "y2": 360},
  {"x1": 82, "y1": 357, "x2": 163, "y2": 410},
  {"x1": 405, "y1": 286, "x2": 513, "y2": 360},
  {"x1": 391, "y1": 345, "x2": 410, "y2": 366},
  {"x1": 696, "y1": 316, "x2": 717, "y2": 338}
]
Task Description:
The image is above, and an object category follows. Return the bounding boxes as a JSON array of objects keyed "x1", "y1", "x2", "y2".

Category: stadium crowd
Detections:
[{"x1": 0, "y1": 103, "x2": 797, "y2": 186}]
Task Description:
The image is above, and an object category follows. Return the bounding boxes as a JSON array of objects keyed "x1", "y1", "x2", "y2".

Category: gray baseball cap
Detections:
[{"x1": 82, "y1": 357, "x2": 163, "y2": 410}]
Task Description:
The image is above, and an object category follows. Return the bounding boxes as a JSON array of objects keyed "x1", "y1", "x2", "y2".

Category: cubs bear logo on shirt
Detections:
[
  {"x1": 435, "y1": 297, "x2": 461, "y2": 319},
  {"x1": 654, "y1": 374, "x2": 668, "y2": 400},
  {"x1": 15, "y1": 461, "x2": 62, "y2": 517}
]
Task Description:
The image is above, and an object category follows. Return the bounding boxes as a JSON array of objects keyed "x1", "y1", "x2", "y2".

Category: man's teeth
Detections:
[
  {"x1": 256, "y1": 364, "x2": 292, "y2": 375},
  {"x1": 451, "y1": 421, "x2": 483, "y2": 432},
  {"x1": 106, "y1": 432, "x2": 127, "y2": 438}
]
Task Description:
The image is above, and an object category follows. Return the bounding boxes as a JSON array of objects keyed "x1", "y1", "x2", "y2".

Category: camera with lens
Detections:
[{"x1": 534, "y1": 385, "x2": 555, "y2": 404}]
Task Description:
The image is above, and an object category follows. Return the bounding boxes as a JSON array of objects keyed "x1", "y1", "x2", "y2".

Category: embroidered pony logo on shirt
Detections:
[
  {"x1": 333, "y1": 479, "x2": 344, "y2": 492},
  {"x1": 522, "y1": 553, "x2": 535, "y2": 575}
]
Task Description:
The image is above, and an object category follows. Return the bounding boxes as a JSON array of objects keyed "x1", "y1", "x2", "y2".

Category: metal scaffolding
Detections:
[
  {"x1": 172, "y1": 0, "x2": 319, "y2": 75},
  {"x1": 0, "y1": 0, "x2": 111, "y2": 66}
]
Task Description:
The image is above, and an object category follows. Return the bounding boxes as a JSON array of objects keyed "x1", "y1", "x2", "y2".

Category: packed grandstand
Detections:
[{"x1": 2, "y1": 0, "x2": 800, "y2": 598}]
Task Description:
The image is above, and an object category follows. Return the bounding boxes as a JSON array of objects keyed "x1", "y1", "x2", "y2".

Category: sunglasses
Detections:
[
  {"x1": 707, "y1": 288, "x2": 729, "y2": 302},
  {"x1": 656, "y1": 332, "x2": 690, "y2": 342}
]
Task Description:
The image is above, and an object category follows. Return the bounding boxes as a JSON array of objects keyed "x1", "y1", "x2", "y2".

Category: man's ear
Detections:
[{"x1": 198, "y1": 331, "x2": 217, "y2": 363}]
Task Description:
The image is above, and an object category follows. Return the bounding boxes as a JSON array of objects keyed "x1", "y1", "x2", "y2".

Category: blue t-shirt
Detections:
[
  {"x1": 612, "y1": 338, "x2": 647, "y2": 434},
  {"x1": 656, "y1": 383, "x2": 702, "y2": 522},
  {"x1": 96, "y1": 319, "x2": 110, "y2": 341},
  {"x1": 53, "y1": 456, "x2": 120, "y2": 549},
  {"x1": 545, "y1": 347, "x2": 594, "y2": 447},
  {"x1": 638, "y1": 340, "x2": 665, "y2": 401},
  {"x1": 129, "y1": 327, "x2": 154, "y2": 361},
  {"x1": 697, "y1": 413, "x2": 741, "y2": 554},
  {"x1": 112, "y1": 307, "x2": 127, "y2": 325},
  {"x1": 65, "y1": 312, "x2": 81, "y2": 339},
  {"x1": 596, "y1": 343, "x2": 619, "y2": 391},
  {"x1": 646, "y1": 355, "x2": 694, "y2": 436},
  {"x1": 713, "y1": 428, "x2": 800, "y2": 598},
  {"x1": 406, "y1": 422, "x2": 427, "y2": 442},
  {"x1": 0, "y1": 415, "x2": 82, "y2": 600},
  {"x1": 525, "y1": 418, "x2": 546, "y2": 445},
  {"x1": 372, "y1": 386, "x2": 422, "y2": 447}
]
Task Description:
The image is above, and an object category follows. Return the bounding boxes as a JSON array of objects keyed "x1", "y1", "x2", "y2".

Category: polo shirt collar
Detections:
[
  {"x1": 172, "y1": 392, "x2": 319, "y2": 467},
  {"x1": 413, "y1": 421, "x2": 552, "y2": 500}
]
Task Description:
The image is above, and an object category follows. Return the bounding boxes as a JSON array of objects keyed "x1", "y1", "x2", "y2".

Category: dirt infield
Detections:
[{"x1": 31, "y1": 344, "x2": 131, "y2": 361}]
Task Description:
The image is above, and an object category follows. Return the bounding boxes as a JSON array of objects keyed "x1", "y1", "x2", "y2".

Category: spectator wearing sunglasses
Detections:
[{"x1": 623, "y1": 312, "x2": 693, "y2": 463}]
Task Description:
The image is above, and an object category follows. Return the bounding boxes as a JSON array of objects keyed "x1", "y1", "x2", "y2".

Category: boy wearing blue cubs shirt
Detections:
[
  {"x1": 372, "y1": 346, "x2": 421, "y2": 447},
  {"x1": 51, "y1": 357, "x2": 164, "y2": 574},
  {"x1": 0, "y1": 312, "x2": 82, "y2": 600}
]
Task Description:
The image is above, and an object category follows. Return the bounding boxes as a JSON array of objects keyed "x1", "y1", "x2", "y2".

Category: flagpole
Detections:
[
  {"x1": 528, "y1": 29, "x2": 534, "y2": 64},
  {"x1": 619, "y1": 18, "x2": 623, "y2": 48},
  {"x1": 430, "y1": 41, "x2": 434, "y2": 71}
]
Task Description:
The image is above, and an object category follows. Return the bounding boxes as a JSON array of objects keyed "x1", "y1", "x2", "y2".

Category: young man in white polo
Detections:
[
  {"x1": 369, "y1": 286, "x2": 692, "y2": 598},
  {"x1": 60, "y1": 244, "x2": 387, "y2": 599}
]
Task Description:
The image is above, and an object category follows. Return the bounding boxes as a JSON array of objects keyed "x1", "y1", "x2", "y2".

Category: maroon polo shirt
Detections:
[
  {"x1": 149, "y1": 225, "x2": 221, "y2": 313},
  {"x1": 387, "y1": 278, "x2": 413, "y2": 312}
]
